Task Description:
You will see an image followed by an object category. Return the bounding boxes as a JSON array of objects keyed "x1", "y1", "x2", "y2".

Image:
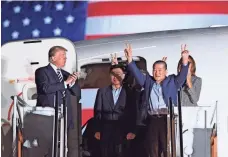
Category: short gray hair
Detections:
[{"x1": 48, "y1": 46, "x2": 67, "y2": 62}]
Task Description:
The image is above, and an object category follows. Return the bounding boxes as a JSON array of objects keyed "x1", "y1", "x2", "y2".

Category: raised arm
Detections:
[
  {"x1": 111, "y1": 53, "x2": 118, "y2": 65},
  {"x1": 175, "y1": 64, "x2": 189, "y2": 89},
  {"x1": 124, "y1": 44, "x2": 146, "y2": 87},
  {"x1": 175, "y1": 44, "x2": 190, "y2": 89}
]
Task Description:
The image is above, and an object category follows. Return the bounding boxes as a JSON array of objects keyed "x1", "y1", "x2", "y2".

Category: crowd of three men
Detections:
[{"x1": 93, "y1": 44, "x2": 190, "y2": 157}]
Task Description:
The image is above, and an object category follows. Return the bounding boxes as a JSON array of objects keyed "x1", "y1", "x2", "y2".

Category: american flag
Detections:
[{"x1": 2, "y1": 1, "x2": 228, "y2": 46}]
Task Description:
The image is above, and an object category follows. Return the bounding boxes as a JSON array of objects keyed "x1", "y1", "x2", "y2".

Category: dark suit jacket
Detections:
[
  {"x1": 127, "y1": 61, "x2": 189, "y2": 125},
  {"x1": 35, "y1": 64, "x2": 81, "y2": 128},
  {"x1": 122, "y1": 83, "x2": 139, "y2": 134},
  {"x1": 94, "y1": 85, "x2": 135, "y2": 134}
]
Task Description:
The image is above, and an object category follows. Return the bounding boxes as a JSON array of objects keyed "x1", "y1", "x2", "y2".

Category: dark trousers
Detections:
[
  {"x1": 129, "y1": 126, "x2": 147, "y2": 157},
  {"x1": 100, "y1": 122, "x2": 125, "y2": 157},
  {"x1": 123, "y1": 137, "x2": 145, "y2": 157},
  {"x1": 145, "y1": 115, "x2": 167, "y2": 157},
  {"x1": 22, "y1": 113, "x2": 78, "y2": 157},
  {"x1": 67, "y1": 127, "x2": 78, "y2": 157}
]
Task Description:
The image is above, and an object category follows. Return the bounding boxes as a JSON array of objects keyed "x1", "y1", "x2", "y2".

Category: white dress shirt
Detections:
[{"x1": 112, "y1": 86, "x2": 122, "y2": 105}]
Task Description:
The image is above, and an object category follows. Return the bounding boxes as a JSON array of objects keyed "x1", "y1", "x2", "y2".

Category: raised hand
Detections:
[
  {"x1": 124, "y1": 43, "x2": 133, "y2": 63},
  {"x1": 111, "y1": 53, "x2": 118, "y2": 65},
  {"x1": 162, "y1": 57, "x2": 167, "y2": 62},
  {"x1": 181, "y1": 44, "x2": 189, "y2": 65}
]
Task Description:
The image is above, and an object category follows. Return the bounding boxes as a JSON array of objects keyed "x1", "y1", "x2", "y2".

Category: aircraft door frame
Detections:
[{"x1": 1, "y1": 38, "x2": 82, "y2": 157}]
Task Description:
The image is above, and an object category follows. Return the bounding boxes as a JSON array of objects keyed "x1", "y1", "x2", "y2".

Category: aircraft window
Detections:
[{"x1": 78, "y1": 56, "x2": 147, "y2": 89}]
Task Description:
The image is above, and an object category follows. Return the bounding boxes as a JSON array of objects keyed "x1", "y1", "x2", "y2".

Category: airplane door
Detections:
[{"x1": 1, "y1": 38, "x2": 81, "y2": 157}]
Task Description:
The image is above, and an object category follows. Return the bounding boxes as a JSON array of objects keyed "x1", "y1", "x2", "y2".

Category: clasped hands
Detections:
[{"x1": 65, "y1": 72, "x2": 80, "y2": 85}]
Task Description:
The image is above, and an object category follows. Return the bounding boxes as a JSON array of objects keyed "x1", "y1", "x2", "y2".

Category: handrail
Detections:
[
  {"x1": 12, "y1": 96, "x2": 17, "y2": 157},
  {"x1": 12, "y1": 95, "x2": 25, "y2": 157},
  {"x1": 10, "y1": 96, "x2": 28, "y2": 107},
  {"x1": 210, "y1": 101, "x2": 218, "y2": 125}
]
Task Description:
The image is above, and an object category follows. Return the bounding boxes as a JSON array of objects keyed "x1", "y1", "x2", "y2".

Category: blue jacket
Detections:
[{"x1": 127, "y1": 61, "x2": 189, "y2": 125}]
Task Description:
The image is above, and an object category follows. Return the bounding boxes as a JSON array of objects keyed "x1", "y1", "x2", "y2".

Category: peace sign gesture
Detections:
[
  {"x1": 111, "y1": 53, "x2": 118, "y2": 65},
  {"x1": 162, "y1": 57, "x2": 167, "y2": 62},
  {"x1": 124, "y1": 43, "x2": 133, "y2": 63},
  {"x1": 181, "y1": 44, "x2": 189, "y2": 65},
  {"x1": 181, "y1": 44, "x2": 188, "y2": 52}
]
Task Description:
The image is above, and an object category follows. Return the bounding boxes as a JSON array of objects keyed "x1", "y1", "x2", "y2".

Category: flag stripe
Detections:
[
  {"x1": 86, "y1": 14, "x2": 228, "y2": 36},
  {"x1": 82, "y1": 109, "x2": 93, "y2": 125},
  {"x1": 88, "y1": 1, "x2": 228, "y2": 17},
  {"x1": 86, "y1": 34, "x2": 121, "y2": 40}
]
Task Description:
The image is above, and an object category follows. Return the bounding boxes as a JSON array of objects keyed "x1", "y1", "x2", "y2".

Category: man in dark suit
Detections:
[
  {"x1": 110, "y1": 54, "x2": 145, "y2": 157},
  {"x1": 93, "y1": 64, "x2": 136, "y2": 157},
  {"x1": 122, "y1": 73, "x2": 147, "y2": 157},
  {"x1": 124, "y1": 44, "x2": 189, "y2": 157},
  {"x1": 23, "y1": 46, "x2": 81, "y2": 157}
]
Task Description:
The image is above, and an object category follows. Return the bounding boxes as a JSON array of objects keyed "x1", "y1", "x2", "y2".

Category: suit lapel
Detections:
[
  {"x1": 61, "y1": 70, "x2": 69, "y2": 81},
  {"x1": 161, "y1": 77, "x2": 169, "y2": 105},
  {"x1": 47, "y1": 64, "x2": 60, "y2": 83},
  {"x1": 105, "y1": 86, "x2": 115, "y2": 109},
  {"x1": 149, "y1": 76, "x2": 154, "y2": 96}
]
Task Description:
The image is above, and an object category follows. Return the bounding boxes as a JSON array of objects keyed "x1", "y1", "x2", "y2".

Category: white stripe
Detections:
[
  {"x1": 86, "y1": 14, "x2": 228, "y2": 35},
  {"x1": 88, "y1": 0, "x2": 106, "y2": 4}
]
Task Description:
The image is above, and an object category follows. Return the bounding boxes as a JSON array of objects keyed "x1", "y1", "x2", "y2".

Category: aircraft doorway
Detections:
[
  {"x1": 78, "y1": 56, "x2": 147, "y2": 125},
  {"x1": 78, "y1": 56, "x2": 147, "y2": 157}
]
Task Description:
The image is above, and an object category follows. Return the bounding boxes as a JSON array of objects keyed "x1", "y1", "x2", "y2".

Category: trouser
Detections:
[
  {"x1": 22, "y1": 113, "x2": 78, "y2": 157},
  {"x1": 122, "y1": 137, "x2": 140, "y2": 157},
  {"x1": 100, "y1": 122, "x2": 125, "y2": 157},
  {"x1": 145, "y1": 115, "x2": 167, "y2": 157},
  {"x1": 129, "y1": 126, "x2": 147, "y2": 157}
]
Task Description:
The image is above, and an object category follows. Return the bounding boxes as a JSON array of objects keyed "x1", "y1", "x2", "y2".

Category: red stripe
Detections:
[
  {"x1": 86, "y1": 34, "x2": 124, "y2": 40},
  {"x1": 88, "y1": 1, "x2": 228, "y2": 17},
  {"x1": 82, "y1": 109, "x2": 93, "y2": 126}
]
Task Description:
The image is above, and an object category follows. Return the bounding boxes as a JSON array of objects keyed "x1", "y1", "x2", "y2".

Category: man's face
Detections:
[
  {"x1": 52, "y1": 50, "x2": 67, "y2": 68},
  {"x1": 110, "y1": 68, "x2": 125, "y2": 86},
  {"x1": 153, "y1": 63, "x2": 167, "y2": 83}
]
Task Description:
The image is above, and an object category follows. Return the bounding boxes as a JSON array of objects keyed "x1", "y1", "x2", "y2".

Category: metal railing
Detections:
[
  {"x1": 12, "y1": 95, "x2": 26, "y2": 157},
  {"x1": 210, "y1": 101, "x2": 218, "y2": 129}
]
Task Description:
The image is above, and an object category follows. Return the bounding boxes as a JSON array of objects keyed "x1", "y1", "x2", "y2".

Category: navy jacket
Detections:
[
  {"x1": 94, "y1": 85, "x2": 137, "y2": 134},
  {"x1": 127, "y1": 61, "x2": 189, "y2": 125},
  {"x1": 35, "y1": 64, "x2": 81, "y2": 128}
]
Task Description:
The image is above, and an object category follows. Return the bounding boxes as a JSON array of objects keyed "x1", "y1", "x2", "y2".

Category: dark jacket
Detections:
[
  {"x1": 35, "y1": 64, "x2": 81, "y2": 128},
  {"x1": 127, "y1": 61, "x2": 189, "y2": 125}
]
